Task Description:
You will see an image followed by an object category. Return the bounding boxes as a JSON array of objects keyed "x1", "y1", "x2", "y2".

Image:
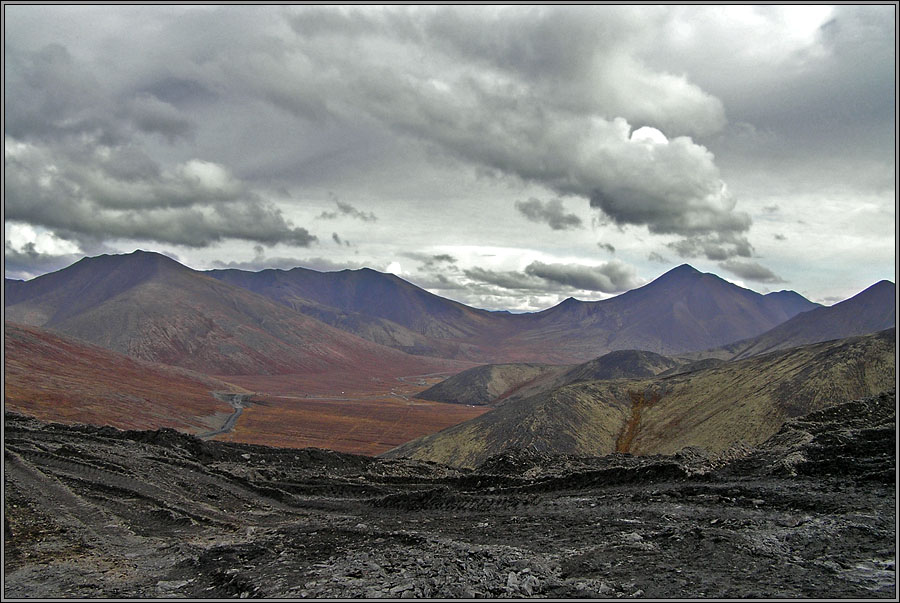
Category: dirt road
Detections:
[{"x1": 197, "y1": 392, "x2": 253, "y2": 438}]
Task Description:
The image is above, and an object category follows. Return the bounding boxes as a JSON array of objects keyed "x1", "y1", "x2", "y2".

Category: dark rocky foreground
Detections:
[{"x1": 4, "y1": 391, "x2": 896, "y2": 599}]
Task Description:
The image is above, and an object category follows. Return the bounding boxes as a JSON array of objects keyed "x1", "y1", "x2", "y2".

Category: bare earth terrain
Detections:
[{"x1": 4, "y1": 391, "x2": 894, "y2": 599}]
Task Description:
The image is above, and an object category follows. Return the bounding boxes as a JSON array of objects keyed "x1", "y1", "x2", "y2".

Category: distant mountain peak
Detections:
[
  {"x1": 671, "y1": 263, "x2": 701, "y2": 273},
  {"x1": 77, "y1": 249, "x2": 180, "y2": 265},
  {"x1": 647, "y1": 263, "x2": 705, "y2": 285}
]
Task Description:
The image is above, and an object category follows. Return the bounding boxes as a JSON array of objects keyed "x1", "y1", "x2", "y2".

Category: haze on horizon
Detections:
[{"x1": 4, "y1": 4, "x2": 896, "y2": 311}]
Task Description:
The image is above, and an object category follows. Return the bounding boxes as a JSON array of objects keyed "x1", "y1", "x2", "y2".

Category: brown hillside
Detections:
[{"x1": 3, "y1": 322, "x2": 243, "y2": 433}]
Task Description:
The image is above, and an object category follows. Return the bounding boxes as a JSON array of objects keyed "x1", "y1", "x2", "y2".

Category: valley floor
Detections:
[
  {"x1": 208, "y1": 372, "x2": 489, "y2": 455},
  {"x1": 3, "y1": 396, "x2": 895, "y2": 599}
]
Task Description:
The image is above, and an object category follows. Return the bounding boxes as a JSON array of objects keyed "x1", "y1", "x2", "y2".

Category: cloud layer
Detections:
[
  {"x1": 4, "y1": 5, "x2": 894, "y2": 307},
  {"x1": 318, "y1": 200, "x2": 378, "y2": 222},
  {"x1": 4, "y1": 7, "x2": 749, "y2": 257}
]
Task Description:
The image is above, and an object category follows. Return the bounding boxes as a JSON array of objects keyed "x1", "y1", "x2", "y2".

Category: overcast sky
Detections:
[{"x1": 4, "y1": 5, "x2": 896, "y2": 310}]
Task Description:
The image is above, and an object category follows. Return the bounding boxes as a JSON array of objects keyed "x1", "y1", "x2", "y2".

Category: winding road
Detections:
[{"x1": 197, "y1": 392, "x2": 253, "y2": 439}]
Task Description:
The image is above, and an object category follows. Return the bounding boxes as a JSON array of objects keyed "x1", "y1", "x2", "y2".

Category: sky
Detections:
[{"x1": 4, "y1": 4, "x2": 896, "y2": 311}]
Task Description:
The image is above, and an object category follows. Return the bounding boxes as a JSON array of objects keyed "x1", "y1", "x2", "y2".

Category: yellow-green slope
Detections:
[{"x1": 383, "y1": 329, "x2": 895, "y2": 467}]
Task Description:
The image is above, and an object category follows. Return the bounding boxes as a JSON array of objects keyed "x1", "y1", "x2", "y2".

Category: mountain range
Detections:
[
  {"x1": 4, "y1": 251, "x2": 464, "y2": 377},
  {"x1": 418, "y1": 279, "x2": 897, "y2": 411},
  {"x1": 206, "y1": 266, "x2": 497, "y2": 360},
  {"x1": 4, "y1": 250, "x2": 895, "y2": 459},
  {"x1": 8, "y1": 251, "x2": 891, "y2": 372},
  {"x1": 206, "y1": 262, "x2": 824, "y2": 363},
  {"x1": 496, "y1": 264, "x2": 822, "y2": 362}
]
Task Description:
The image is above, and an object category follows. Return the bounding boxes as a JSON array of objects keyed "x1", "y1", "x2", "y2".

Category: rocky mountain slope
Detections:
[
  {"x1": 206, "y1": 267, "x2": 493, "y2": 360},
  {"x1": 493, "y1": 264, "x2": 822, "y2": 362},
  {"x1": 718, "y1": 279, "x2": 896, "y2": 360},
  {"x1": 556, "y1": 349, "x2": 681, "y2": 387},
  {"x1": 384, "y1": 329, "x2": 896, "y2": 467},
  {"x1": 3, "y1": 251, "x2": 464, "y2": 377},
  {"x1": 5, "y1": 390, "x2": 894, "y2": 598},
  {"x1": 207, "y1": 266, "x2": 505, "y2": 340}
]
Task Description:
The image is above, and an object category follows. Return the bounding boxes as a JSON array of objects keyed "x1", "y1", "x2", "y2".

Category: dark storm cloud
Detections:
[
  {"x1": 579, "y1": 130, "x2": 752, "y2": 260},
  {"x1": 463, "y1": 267, "x2": 554, "y2": 292},
  {"x1": 597, "y1": 242, "x2": 616, "y2": 254},
  {"x1": 524, "y1": 260, "x2": 641, "y2": 293},
  {"x1": 4, "y1": 43, "x2": 115, "y2": 143},
  {"x1": 6, "y1": 7, "x2": 748, "y2": 261},
  {"x1": 122, "y1": 94, "x2": 196, "y2": 143},
  {"x1": 289, "y1": 5, "x2": 725, "y2": 136},
  {"x1": 648, "y1": 252, "x2": 669, "y2": 263},
  {"x1": 318, "y1": 200, "x2": 378, "y2": 222},
  {"x1": 718, "y1": 259, "x2": 787, "y2": 284},
  {"x1": 515, "y1": 198, "x2": 583, "y2": 231},
  {"x1": 351, "y1": 66, "x2": 748, "y2": 254},
  {"x1": 331, "y1": 232, "x2": 351, "y2": 247},
  {"x1": 400, "y1": 252, "x2": 457, "y2": 268},
  {"x1": 774, "y1": 234, "x2": 787, "y2": 241},
  {"x1": 139, "y1": 76, "x2": 220, "y2": 107},
  {"x1": 6, "y1": 43, "x2": 194, "y2": 147},
  {"x1": 645, "y1": 6, "x2": 895, "y2": 196},
  {"x1": 3, "y1": 36, "x2": 317, "y2": 250},
  {"x1": 770, "y1": 8, "x2": 894, "y2": 158},
  {"x1": 464, "y1": 260, "x2": 641, "y2": 294},
  {"x1": 667, "y1": 234, "x2": 753, "y2": 262}
]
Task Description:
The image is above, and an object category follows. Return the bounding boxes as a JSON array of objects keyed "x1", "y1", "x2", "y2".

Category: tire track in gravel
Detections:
[
  {"x1": 5, "y1": 451, "x2": 146, "y2": 555},
  {"x1": 11, "y1": 447, "x2": 305, "y2": 527}
]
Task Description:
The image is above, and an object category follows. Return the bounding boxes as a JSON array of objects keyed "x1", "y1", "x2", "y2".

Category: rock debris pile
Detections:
[{"x1": 4, "y1": 391, "x2": 895, "y2": 598}]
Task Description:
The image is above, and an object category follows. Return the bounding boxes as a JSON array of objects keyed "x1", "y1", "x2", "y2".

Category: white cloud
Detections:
[
  {"x1": 6, "y1": 222, "x2": 81, "y2": 256},
  {"x1": 630, "y1": 126, "x2": 669, "y2": 145}
]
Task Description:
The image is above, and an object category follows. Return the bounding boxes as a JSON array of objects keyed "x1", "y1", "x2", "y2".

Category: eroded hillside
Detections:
[{"x1": 385, "y1": 329, "x2": 895, "y2": 467}]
